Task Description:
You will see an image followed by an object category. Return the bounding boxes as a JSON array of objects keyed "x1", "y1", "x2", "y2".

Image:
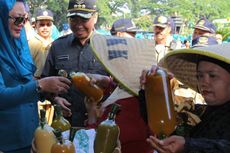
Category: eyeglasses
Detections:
[
  {"x1": 9, "y1": 16, "x2": 28, "y2": 26},
  {"x1": 39, "y1": 23, "x2": 52, "y2": 27}
]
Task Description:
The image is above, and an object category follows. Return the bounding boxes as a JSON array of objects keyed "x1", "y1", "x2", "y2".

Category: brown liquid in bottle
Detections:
[
  {"x1": 145, "y1": 69, "x2": 177, "y2": 138},
  {"x1": 70, "y1": 72, "x2": 103, "y2": 103}
]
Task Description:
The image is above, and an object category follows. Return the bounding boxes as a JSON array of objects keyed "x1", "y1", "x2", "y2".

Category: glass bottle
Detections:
[
  {"x1": 145, "y1": 69, "x2": 177, "y2": 138},
  {"x1": 70, "y1": 71, "x2": 104, "y2": 103},
  {"x1": 51, "y1": 104, "x2": 71, "y2": 132},
  {"x1": 94, "y1": 103, "x2": 120, "y2": 153},
  {"x1": 34, "y1": 109, "x2": 56, "y2": 153},
  {"x1": 51, "y1": 129, "x2": 75, "y2": 153}
]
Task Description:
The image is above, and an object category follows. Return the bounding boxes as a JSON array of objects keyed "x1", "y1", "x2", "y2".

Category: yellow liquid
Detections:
[
  {"x1": 34, "y1": 125, "x2": 56, "y2": 153},
  {"x1": 145, "y1": 72, "x2": 177, "y2": 137},
  {"x1": 71, "y1": 73, "x2": 103, "y2": 102}
]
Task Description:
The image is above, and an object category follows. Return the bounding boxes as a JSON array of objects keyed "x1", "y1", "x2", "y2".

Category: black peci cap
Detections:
[{"x1": 110, "y1": 18, "x2": 139, "y2": 35}]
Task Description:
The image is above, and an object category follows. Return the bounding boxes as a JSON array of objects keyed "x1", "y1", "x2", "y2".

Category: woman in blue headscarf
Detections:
[{"x1": 0, "y1": 0, "x2": 71, "y2": 152}]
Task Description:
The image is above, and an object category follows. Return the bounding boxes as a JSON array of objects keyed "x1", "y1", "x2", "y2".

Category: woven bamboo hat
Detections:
[
  {"x1": 90, "y1": 34, "x2": 156, "y2": 96},
  {"x1": 160, "y1": 43, "x2": 230, "y2": 92}
]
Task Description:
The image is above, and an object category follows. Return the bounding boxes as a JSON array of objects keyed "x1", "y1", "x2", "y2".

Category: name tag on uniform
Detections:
[{"x1": 57, "y1": 55, "x2": 69, "y2": 61}]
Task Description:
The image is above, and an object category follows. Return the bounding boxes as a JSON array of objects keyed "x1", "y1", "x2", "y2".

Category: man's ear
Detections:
[
  {"x1": 166, "y1": 26, "x2": 171, "y2": 35},
  {"x1": 93, "y1": 12, "x2": 98, "y2": 24}
]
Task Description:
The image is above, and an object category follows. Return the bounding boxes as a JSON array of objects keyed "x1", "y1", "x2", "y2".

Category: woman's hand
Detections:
[
  {"x1": 140, "y1": 65, "x2": 174, "y2": 89},
  {"x1": 147, "y1": 135, "x2": 185, "y2": 153},
  {"x1": 38, "y1": 76, "x2": 71, "y2": 94}
]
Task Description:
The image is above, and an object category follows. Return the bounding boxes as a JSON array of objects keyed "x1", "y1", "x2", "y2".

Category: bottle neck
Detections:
[
  {"x1": 107, "y1": 103, "x2": 120, "y2": 120},
  {"x1": 108, "y1": 112, "x2": 116, "y2": 120},
  {"x1": 55, "y1": 111, "x2": 63, "y2": 119}
]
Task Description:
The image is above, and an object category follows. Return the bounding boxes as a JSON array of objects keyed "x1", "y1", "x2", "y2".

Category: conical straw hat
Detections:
[
  {"x1": 90, "y1": 34, "x2": 157, "y2": 95},
  {"x1": 160, "y1": 43, "x2": 230, "y2": 91}
]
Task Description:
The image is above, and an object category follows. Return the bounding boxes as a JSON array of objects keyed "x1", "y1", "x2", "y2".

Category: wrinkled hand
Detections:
[
  {"x1": 38, "y1": 76, "x2": 71, "y2": 95},
  {"x1": 147, "y1": 135, "x2": 185, "y2": 153},
  {"x1": 54, "y1": 96, "x2": 72, "y2": 117}
]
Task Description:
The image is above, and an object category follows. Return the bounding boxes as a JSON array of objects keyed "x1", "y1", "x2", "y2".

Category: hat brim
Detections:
[
  {"x1": 36, "y1": 16, "x2": 54, "y2": 21},
  {"x1": 67, "y1": 11, "x2": 94, "y2": 18},
  {"x1": 90, "y1": 34, "x2": 157, "y2": 95},
  {"x1": 159, "y1": 43, "x2": 230, "y2": 91},
  {"x1": 195, "y1": 25, "x2": 213, "y2": 33},
  {"x1": 153, "y1": 24, "x2": 168, "y2": 28},
  {"x1": 126, "y1": 27, "x2": 141, "y2": 33}
]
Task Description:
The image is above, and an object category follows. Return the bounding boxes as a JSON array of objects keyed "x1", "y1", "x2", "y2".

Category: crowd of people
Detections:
[{"x1": 0, "y1": 0, "x2": 230, "y2": 153}]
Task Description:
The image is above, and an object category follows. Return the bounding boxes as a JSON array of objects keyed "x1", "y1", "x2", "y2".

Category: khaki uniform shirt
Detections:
[{"x1": 29, "y1": 34, "x2": 53, "y2": 78}]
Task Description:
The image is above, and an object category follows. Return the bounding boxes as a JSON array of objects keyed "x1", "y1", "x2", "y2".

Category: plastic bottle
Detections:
[
  {"x1": 34, "y1": 109, "x2": 56, "y2": 153},
  {"x1": 94, "y1": 103, "x2": 120, "y2": 153},
  {"x1": 51, "y1": 104, "x2": 71, "y2": 132},
  {"x1": 70, "y1": 72, "x2": 104, "y2": 103},
  {"x1": 145, "y1": 69, "x2": 177, "y2": 138}
]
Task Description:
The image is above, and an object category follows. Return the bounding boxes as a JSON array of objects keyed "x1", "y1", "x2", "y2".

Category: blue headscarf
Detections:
[{"x1": 0, "y1": 0, "x2": 35, "y2": 82}]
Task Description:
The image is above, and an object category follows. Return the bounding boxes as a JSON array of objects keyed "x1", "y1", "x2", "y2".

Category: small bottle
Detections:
[
  {"x1": 51, "y1": 129, "x2": 75, "y2": 153},
  {"x1": 51, "y1": 104, "x2": 71, "y2": 132},
  {"x1": 94, "y1": 104, "x2": 120, "y2": 153},
  {"x1": 34, "y1": 109, "x2": 56, "y2": 153},
  {"x1": 145, "y1": 69, "x2": 177, "y2": 138},
  {"x1": 70, "y1": 72, "x2": 104, "y2": 103}
]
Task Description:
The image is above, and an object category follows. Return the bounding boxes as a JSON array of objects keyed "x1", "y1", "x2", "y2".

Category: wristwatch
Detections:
[{"x1": 36, "y1": 80, "x2": 42, "y2": 93}]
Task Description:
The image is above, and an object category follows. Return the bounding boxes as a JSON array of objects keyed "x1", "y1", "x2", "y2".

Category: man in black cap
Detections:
[
  {"x1": 153, "y1": 15, "x2": 178, "y2": 62},
  {"x1": 41, "y1": 0, "x2": 108, "y2": 127},
  {"x1": 29, "y1": 9, "x2": 54, "y2": 78},
  {"x1": 110, "y1": 18, "x2": 138, "y2": 38},
  {"x1": 192, "y1": 18, "x2": 216, "y2": 40}
]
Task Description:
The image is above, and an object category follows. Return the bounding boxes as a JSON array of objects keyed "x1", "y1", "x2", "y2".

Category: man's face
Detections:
[
  {"x1": 35, "y1": 20, "x2": 53, "y2": 39},
  {"x1": 68, "y1": 13, "x2": 97, "y2": 40},
  {"x1": 192, "y1": 28, "x2": 211, "y2": 39},
  {"x1": 153, "y1": 26, "x2": 171, "y2": 43}
]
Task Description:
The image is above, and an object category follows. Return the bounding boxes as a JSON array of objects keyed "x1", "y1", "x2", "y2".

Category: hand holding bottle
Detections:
[
  {"x1": 147, "y1": 135, "x2": 185, "y2": 153},
  {"x1": 140, "y1": 65, "x2": 174, "y2": 89},
  {"x1": 70, "y1": 72, "x2": 104, "y2": 103},
  {"x1": 38, "y1": 76, "x2": 71, "y2": 94}
]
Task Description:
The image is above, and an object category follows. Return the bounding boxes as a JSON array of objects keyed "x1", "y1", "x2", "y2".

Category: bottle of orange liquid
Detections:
[
  {"x1": 145, "y1": 69, "x2": 177, "y2": 138},
  {"x1": 34, "y1": 109, "x2": 56, "y2": 153},
  {"x1": 51, "y1": 104, "x2": 71, "y2": 132},
  {"x1": 51, "y1": 129, "x2": 75, "y2": 153},
  {"x1": 70, "y1": 72, "x2": 104, "y2": 103}
]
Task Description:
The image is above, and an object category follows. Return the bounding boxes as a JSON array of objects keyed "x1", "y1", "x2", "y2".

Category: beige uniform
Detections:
[{"x1": 28, "y1": 34, "x2": 53, "y2": 78}]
